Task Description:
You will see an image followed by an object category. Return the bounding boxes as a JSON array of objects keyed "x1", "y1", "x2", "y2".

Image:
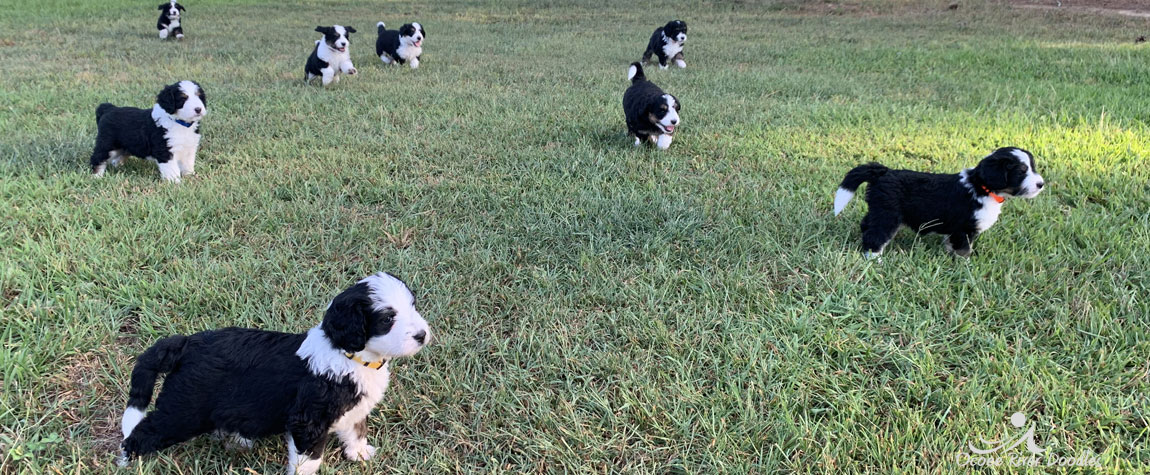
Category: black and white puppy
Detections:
[
  {"x1": 641, "y1": 20, "x2": 688, "y2": 69},
  {"x1": 833, "y1": 147, "x2": 1045, "y2": 257},
  {"x1": 118, "y1": 272, "x2": 431, "y2": 475},
  {"x1": 623, "y1": 62, "x2": 680, "y2": 150},
  {"x1": 156, "y1": 1, "x2": 185, "y2": 40},
  {"x1": 306, "y1": 25, "x2": 358, "y2": 86},
  {"x1": 90, "y1": 80, "x2": 206, "y2": 183},
  {"x1": 375, "y1": 21, "x2": 425, "y2": 69}
]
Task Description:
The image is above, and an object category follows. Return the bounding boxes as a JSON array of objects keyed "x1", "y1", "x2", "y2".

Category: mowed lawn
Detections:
[{"x1": 1, "y1": 0, "x2": 1148, "y2": 472}]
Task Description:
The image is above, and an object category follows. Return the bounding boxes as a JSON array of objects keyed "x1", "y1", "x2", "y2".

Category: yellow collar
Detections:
[{"x1": 345, "y1": 353, "x2": 387, "y2": 370}]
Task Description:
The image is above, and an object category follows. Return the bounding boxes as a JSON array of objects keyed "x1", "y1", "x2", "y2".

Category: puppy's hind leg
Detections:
[
  {"x1": 159, "y1": 28, "x2": 169, "y2": 39},
  {"x1": 379, "y1": 53, "x2": 394, "y2": 64},
  {"x1": 859, "y1": 211, "x2": 898, "y2": 257},
  {"x1": 90, "y1": 145, "x2": 116, "y2": 177},
  {"x1": 119, "y1": 411, "x2": 202, "y2": 466},
  {"x1": 173, "y1": 26, "x2": 184, "y2": 40}
]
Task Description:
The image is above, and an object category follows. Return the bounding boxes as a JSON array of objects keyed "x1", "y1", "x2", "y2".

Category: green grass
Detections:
[{"x1": 1, "y1": 0, "x2": 1148, "y2": 472}]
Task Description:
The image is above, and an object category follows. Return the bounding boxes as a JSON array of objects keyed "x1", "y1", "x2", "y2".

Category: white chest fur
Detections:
[
  {"x1": 662, "y1": 35, "x2": 683, "y2": 59},
  {"x1": 331, "y1": 365, "x2": 389, "y2": 432},
  {"x1": 973, "y1": 196, "x2": 1003, "y2": 232},
  {"x1": 150, "y1": 104, "x2": 200, "y2": 159},
  {"x1": 397, "y1": 43, "x2": 422, "y2": 61},
  {"x1": 317, "y1": 42, "x2": 350, "y2": 68}
]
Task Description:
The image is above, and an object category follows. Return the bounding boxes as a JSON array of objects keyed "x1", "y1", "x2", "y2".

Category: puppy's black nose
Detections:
[
  {"x1": 194, "y1": 107, "x2": 202, "y2": 114},
  {"x1": 670, "y1": 119, "x2": 678, "y2": 125},
  {"x1": 1036, "y1": 182, "x2": 1044, "y2": 189},
  {"x1": 412, "y1": 330, "x2": 426, "y2": 345}
]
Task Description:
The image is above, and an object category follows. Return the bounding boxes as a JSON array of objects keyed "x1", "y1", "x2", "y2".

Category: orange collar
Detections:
[{"x1": 979, "y1": 185, "x2": 1005, "y2": 203}]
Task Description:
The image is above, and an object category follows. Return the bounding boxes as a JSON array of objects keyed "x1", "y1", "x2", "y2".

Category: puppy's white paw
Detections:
[
  {"x1": 344, "y1": 444, "x2": 376, "y2": 461},
  {"x1": 659, "y1": 64, "x2": 669, "y2": 70},
  {"x1": 655, "y1": 134, "x2": 673, "y2": 150},
  {"x1": 176, "y1": 34, "x2": 184, "y2": 40},
  {"x1": 675, "y1": 59, "x2": 686, "y2": 68},
  {"x1": 159, "y1": 30, "x2": 169, "y2": 39},
  {"x1": 633, "y1": 137, "x2": 641, "y2": 147},
  {"x1": 347, "y1": 67, "x2": 357, "y2": 75}
]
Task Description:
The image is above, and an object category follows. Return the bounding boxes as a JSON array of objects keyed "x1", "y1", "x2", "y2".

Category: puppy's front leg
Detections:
[
  {"x1": 947, "y1": 232, "x2": 973, "y2": 257},
  {"x1": 340, "y1": 60, "x2": 357, "y2": 76},
  {"x1": 156, "y1": 159, "x2": 181, "y2": 183},
  {"x1": 321, "y1": 67, "x2": 335, "y2": 86},
  {"x1": 336, "y1": 418, "x2": 376, "y2": 462},
  {"x1": 656, "y1": 134, "x2": 673, "y2": 150},
  {"x1": 673, "y1": 52, "x2": 686, "y2": 68},
  {"x1": 285, "y1": 431, "x2": 328, "y2": 475},
  {"x1": 175, "y1": 149, "x2": 196, "y2": 177},
  {"x1": 409, "y1": 57, "x2": 419, "y2": 69}
]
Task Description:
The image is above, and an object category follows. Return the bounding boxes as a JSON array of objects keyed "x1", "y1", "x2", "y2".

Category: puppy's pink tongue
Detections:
[{"x1": 665, "y1": 125, "x2": 675, "y2": 133}]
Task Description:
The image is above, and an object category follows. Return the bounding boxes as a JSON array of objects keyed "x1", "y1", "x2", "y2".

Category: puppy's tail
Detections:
[
  {"x1": 377, "y1": 21, "x2": 386, "y2": 32},
  {"x1": 96, "y1": 103, "x2": 114, "y2": 122},
  {"x1": 121, "y1": 335, "x2": 188, "y2": 440},
  {"x1": 627, "y1": 62, "x2": 645, "y2": 83},
  {"x1": 834, "y1": 162, "x2": 889, "y2": 216}
]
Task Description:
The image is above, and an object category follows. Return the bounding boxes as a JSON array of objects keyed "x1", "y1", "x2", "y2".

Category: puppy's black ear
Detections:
[
  {"x1": 175, "y1": 3, "x2": 184, "y2": 10},
  {"x1": 419, "y1": 25, "x2": 427, "y2": 36},
  {"x1": 346, "y1": 26, "x2": 356, "y2": 34},
  {"x1": 973, "y1": 153, "x2": 1012, "y2": 190},
  {"x1": 155, "y1": 83, "x2": 181, "y2": 114},
  {"x1": 158, "y1": 4, "x2": 168, "y2": 10},
  {"x1": 672, "y1": 95, "x2": 681, "y2": 111},
  {"x1": 322, "y1": 283, "x2": 372, "y2": 352},
  {"x1": 315, "y1": 26, "x2": 330, "y2": 34}
]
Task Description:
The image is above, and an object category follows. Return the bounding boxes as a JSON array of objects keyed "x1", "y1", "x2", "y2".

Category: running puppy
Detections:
[
  {"x1": 156, "y1": 1, "x2": 185, "y2": 40},
  {"x1": 117, "y1": 272, "x2": 432, "y2": 475},
  {"x1": 623, "y1": 62, "x2": 680, "y2": 150},
  {"x1": 641, "y1": 20, "x2": 688, "y2": 69},
  {"x1": 306, "y1": 25, "x2": 358, "y2": 86},
  {"x1": 375, "y1": 21, "x2": 425, "y2": 69},
  {"x1": 833, "y1": 147, "x2": 1045, "y2": 257},
  {"x1": 90, "y1": 80, "x2": 206, "y2": 183}
]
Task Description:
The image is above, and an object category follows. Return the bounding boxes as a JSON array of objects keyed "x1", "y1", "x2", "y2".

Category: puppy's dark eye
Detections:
[
  {"x1": 180, "y1": 94, "x2": 188, "y2": 100},
  {"x1": 660, "y1": 105, "x2": 668, "y2": 111}
]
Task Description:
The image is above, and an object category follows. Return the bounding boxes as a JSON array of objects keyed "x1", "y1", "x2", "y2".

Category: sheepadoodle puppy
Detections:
[
  {"x1": 623, "y1": 62, "x2": 680, "y2": 150},
  {"x1": 156, "y1": 1, "x2": 185, "y2": 40},
  {"x1": 90, "y1": 80, "x2": 206, "y2": 183},
  {"x1": 375, "y1": 21, "x2": 425, "y2": 69},
  {"x1": 641, "y1": 20, "x2": 688, "y2": 69},
  {"x1": 306, "y1": 25, "x2": 358, "y2": 86},
  {"x1": 833, "y1": 147, "x2": 1045, "y2": 257},
  {"x1": 117, "y1": 272, "x2": 431, "y2": 475}
]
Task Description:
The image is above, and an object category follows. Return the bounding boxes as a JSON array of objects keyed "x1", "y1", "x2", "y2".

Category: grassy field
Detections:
[{"x1": 1, "y1": 0, "x2": 1148, "y2": 472}]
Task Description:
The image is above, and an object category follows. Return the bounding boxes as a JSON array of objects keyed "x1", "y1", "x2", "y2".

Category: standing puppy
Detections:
[
  {"x1": 306, "y1": 25, "x2": 358, "y2": 86},
  {"x1": 833, "y1": 147, "x2": 1045, "y2": 257},
  {"x1": 117, "y1": 272, "x2": 431, "y2": 475},
  {"x1": 641, "y1": 20, "x2": 688, "y2": 69},
  {"x1": 90, "y1": 81, "x2": 206, "y2": 183},
  {"x1": 156, "y1": 1, "x2": 185, "y2": 40},
  {"x1": 623, "y1": 62, "x2": 680, "y2": 150},
  {"x1": 375, "y1": 21, "x2": 425, "y2": 69}
]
